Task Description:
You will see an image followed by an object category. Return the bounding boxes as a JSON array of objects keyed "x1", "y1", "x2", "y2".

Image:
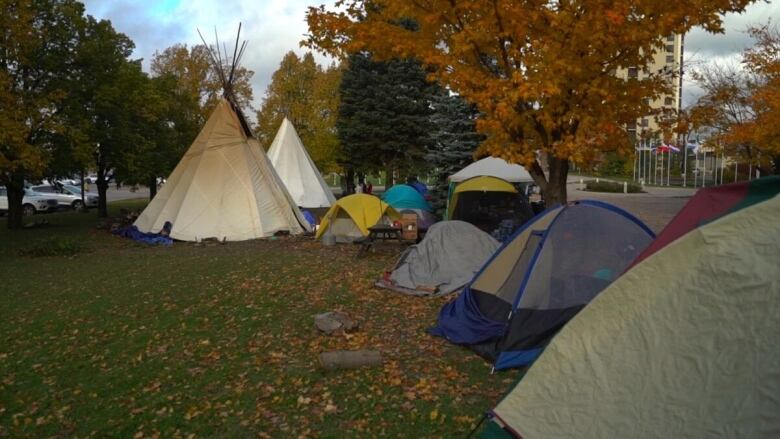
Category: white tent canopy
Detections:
[
  {"x1": 448, "y1": 157, "x2": 534, "y2": 183},
  {"x1": 267, "y1": 118, "x2": 336, "y2": 208},
  {"x1": 134, "y1": 100, "x2": 310, "y2": 241}
]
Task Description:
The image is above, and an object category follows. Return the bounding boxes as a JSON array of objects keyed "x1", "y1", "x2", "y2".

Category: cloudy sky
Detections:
[{"x1": 83, "y1": 0, "x2": 778, "y2": 110}]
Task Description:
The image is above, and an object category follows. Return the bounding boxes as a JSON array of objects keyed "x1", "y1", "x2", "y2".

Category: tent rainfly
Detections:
[
  {"x1": 431, "y1": 200, "x2": 654, "y2": 370},
  {"x1": 449, "y1": 157, "x2": 534, "y2": 183},
  {"x1": 134, "y1": 26, "x2": 309, "y2": 241},
  {"x1": 267, "y1": 118, "x2": 336, "y2": 208},
  {"x1": 376, "y1": 221, "x2": 499, "y2": 297},
  {"x1": 485, "y1": 178, "x2": 780, "y2": 438}
]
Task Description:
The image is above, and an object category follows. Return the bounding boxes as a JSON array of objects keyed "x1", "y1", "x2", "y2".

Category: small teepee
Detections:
[
  {"x1": 267, "y1": 118, "x2": 336, "y2": 208},
  {"x1": 134, "y1": 26, "x2": 309, "y2": 241}
]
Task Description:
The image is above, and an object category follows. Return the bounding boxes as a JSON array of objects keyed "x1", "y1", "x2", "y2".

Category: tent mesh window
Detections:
[{"x1": 499, "y1": 204, "x2": 653, "y2": 353}]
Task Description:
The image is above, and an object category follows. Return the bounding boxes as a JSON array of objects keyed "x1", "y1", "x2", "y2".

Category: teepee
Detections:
[
  {"x1": 134, "y1": 26, "x2": 310, "y2": 241},
  {"x1": 267, "y1": 118, "x2": 336, "y2": 208}
]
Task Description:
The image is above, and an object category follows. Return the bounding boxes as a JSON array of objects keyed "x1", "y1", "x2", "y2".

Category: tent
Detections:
[
  {"x1": 630, "y1": 175, "x2": 780, "y2": 268},
  {"x1": 315, "y1": 194, "x2": 399, "y2": 243},
  {"x1": 135, "y1": 31, "x2": 309, "y2": 241},
  {"x1": 446, "y1": 176, "x2": 534, "y2": 234},
  {"x1": 382, "y1": 185, "x2": 437, "y2": 230},
  {"x1": 449, "y1": 157, "x2": 533, "y2": 183},
  {"x1": 382, "y1": 185, "x2": 430, "y2": 211},
  {"x1": 376, "y1": 221, "x2": 500, "y2": 297},
  {"x1": 134, "y1": 100, "x2": 310, "y2": 241},
  {"x1": 267, "y1": 118, "x2": 336, "y2": 208},
  {"x1": 486, "y1": 179, "x2": 780, "y2": 438},
  {"x1": 430, "y1": 200, "x2": 654, "y2": 370}
]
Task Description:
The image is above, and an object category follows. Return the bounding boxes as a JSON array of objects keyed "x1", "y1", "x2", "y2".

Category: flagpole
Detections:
[
  {"x1": 684, "y1": 145, "x2": 687, "y2": 187},
  {"x1": 702, "y1": 149, "x2": 707, "y2": 188},
  {"x1": 720, "y1": 150, "x2": 725, "y2": 185},
  {"x1": 667, "y1": 149, "x2": 671, "y2": 186}
]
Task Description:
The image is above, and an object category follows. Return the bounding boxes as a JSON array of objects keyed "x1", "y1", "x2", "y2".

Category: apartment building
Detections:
[{"x1": 618, "y1": 34, "x2": 684, "y2": 137}]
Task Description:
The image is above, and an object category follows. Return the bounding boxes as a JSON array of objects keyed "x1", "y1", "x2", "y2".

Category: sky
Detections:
[{"x1": 82, "y1": 0, "x2": 779, "y2": 110}]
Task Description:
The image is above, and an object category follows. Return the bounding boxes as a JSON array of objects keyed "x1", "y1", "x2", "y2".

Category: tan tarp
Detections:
[
  {"x1": 492, "y1": 194, "x2": 780, "y2": 438},
  {"x1": 267, "y1": 118, "x2": 336, "y2": 208},
  {"x1": 134, "y1": 100, "x2": 309, "y2": 241}
]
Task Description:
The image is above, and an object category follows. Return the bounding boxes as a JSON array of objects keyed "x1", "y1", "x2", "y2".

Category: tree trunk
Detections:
[
  {"x1": 80, "y1": 169, "x2": 86, "y2": 207},
  {"x1": 96, "y1": 166, "x2": 109, "y2": 218},
  {"x1": 384, "y1": 163, "x2": 394, "y2": 187},
  {"x1": 5, "y1": 173, "x2": 26, "y2": 230},
  {"x1": 149, "y1": 176, "x2": 157, "y2": 200},
  {"x1": 344, "y1": 168, "x2": 356, "y2": 195},
  {"x1": 529, "y1": 156, "x2": 569, "y2": 205}
]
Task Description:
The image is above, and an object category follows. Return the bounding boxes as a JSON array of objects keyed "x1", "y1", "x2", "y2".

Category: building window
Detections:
[
  {"x1": 628, "y1": 67, "x2": 638, "y2": 78},
  {"x1": 666, "y1": 44, "x2": 674, "y2": 52},
  {"x1": 666, "y1": 55, "x2": 674, "y2": 63},
  {"x1": 641, "y1": 118, "x2": 649, "y2": 128},
  {"x1": 664, "y1": 97, "x2": 674, "y2": 106},
  {"x1": 667, "y1": 35, "x2": 675, "y2": 42}
]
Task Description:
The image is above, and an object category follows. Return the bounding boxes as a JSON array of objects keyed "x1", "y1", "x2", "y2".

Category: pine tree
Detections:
[
  {"x1": 427, "y1": 92, "x2": 484, "y2": 217},
  {"x1": 337, "y1": 53, "x2": 435, "y2": 188}
]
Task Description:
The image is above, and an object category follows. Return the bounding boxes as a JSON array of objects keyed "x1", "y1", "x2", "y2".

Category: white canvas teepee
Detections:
[
  {"x1": 134, "y1": 100, "x2": 310, "y2": 241},
  {"x1": 267, "y1": 118, "x2": 336, "y2": 208}
]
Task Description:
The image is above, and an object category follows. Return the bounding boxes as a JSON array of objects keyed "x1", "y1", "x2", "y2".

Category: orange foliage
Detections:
[{"x1": 304, "y1": 0, "x2": 755, "y2": 201}]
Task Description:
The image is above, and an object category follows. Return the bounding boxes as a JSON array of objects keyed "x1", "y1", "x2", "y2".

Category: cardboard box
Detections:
[{"x1": 400, "y1": 213, "x2": 418, "y2": 241}]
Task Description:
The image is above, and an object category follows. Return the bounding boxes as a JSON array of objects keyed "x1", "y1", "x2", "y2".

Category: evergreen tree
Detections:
[
  {"x1": 427, "y1": 92, "x2": 484, "y2": 217},
  {"x1": 337, "y1": 53, "x2": 435, "y2": 190}
]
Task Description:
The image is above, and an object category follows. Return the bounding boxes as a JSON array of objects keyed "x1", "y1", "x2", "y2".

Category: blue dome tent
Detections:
[
  {"x1": 382, "y1": 185, "x2": 431, "y2": 211},
  {"x1": 430, "y1": 200, "x2": 654, "y2": 370}
]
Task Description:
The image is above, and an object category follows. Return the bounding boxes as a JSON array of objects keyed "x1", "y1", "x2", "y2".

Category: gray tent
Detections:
[{"x1": 376, "y1": 221, "x2": 499, "y2": 297}]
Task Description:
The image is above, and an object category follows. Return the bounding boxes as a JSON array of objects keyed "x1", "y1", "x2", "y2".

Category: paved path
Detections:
[{"x1": 567, "y1": 180, "x2": 694, "y2": 233}]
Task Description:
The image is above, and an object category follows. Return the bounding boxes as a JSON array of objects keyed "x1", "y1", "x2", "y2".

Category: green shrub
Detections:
[
  {"x1": 18, "y1": 237, "x2": 86, "y2": 258},
  {"x1": 585, "y1": 180, "x2": 642, "y2": 193}
]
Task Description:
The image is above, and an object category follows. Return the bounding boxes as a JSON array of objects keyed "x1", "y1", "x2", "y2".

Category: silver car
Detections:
[
  {"x1": 31, "y1": 184, "x2": 98, "y2": 209},
  {"x1": 0, "y1": 187, "x2": 59, "y2": 215}
]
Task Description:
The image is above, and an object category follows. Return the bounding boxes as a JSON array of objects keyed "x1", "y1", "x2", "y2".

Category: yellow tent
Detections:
[
  {"x1": 447, "y1": 176, "x2": 518, "y2": 220},
  {"x1": 316, "y1": 194, "x2": 399, "y2": 242}
]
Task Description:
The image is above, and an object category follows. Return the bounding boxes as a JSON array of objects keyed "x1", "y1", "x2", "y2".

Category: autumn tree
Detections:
[
  {"x1": 0, "y1": 0, "x2": 84, "y2": 228},
  {"x1": 337, "y1": 52, "x2": 435, "y2": 187},
  {"x1": 151, "y1": 43, "x2": 254, "y2": 124},
  {"x1": 306, "y1": 0, "x2": 756, "y2": 203},
  {"x1": 733, "y1": 25, "x2": 780, "y2": 173},
  {"x1": 255, "y1": 52, "x2": 342, "y2": 172}
]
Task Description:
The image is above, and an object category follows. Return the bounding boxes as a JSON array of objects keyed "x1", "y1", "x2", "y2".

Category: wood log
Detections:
[{"x1": 319, "y1": 350, "x2": 382, "y2": 370}]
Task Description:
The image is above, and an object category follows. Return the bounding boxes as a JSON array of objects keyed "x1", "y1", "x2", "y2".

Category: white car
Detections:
[
  {"x1": 31, "y1": 184, "x2": 98, "y2": 209},
  {"x1": 0, "y1": 187, "x2": 59, "y2": 216}
]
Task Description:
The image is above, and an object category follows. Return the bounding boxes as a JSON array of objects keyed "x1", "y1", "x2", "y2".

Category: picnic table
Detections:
[{"x1": 355, "y1": 224, "x2": 404, "y2": 258}]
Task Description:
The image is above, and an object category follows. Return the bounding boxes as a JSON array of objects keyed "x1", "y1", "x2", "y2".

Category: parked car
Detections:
[
  {"x1": 0, "y1": 187, "x2": 59, "y2": 216},
  {"x1": 31, "y1": 184, "x2": 98, "y2": 209}
]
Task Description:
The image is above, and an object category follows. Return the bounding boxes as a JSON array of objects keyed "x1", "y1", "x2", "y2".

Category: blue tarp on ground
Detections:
[
  {"x1": 302, "y1": 210, "x2": 317, "y2": 227},
  {"x1": 382, "y1": 185, "x2": 431, "y2": 211},
  {"x1": 113, "y1": 224, "x2": 173, "y2": 246}
]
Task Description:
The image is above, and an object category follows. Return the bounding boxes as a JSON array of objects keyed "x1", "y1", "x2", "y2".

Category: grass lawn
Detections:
[{"x1": 0, "y1": 200, "x2": 516, "y2": 437}]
